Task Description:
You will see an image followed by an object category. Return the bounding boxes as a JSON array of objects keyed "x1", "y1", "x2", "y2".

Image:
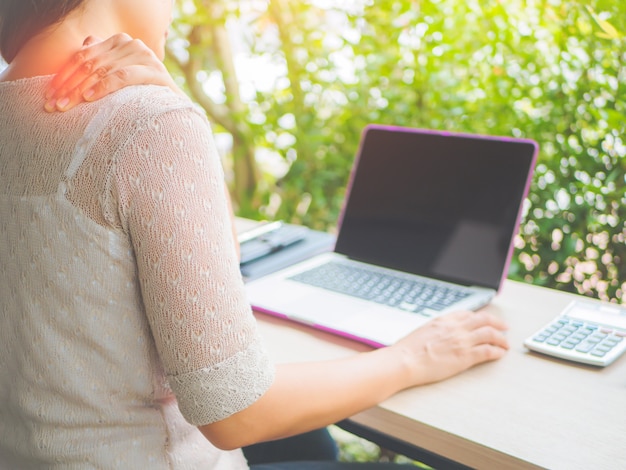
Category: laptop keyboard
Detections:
[{"x1": 288, "y1": 261, "x2": 472, "y2": 316}]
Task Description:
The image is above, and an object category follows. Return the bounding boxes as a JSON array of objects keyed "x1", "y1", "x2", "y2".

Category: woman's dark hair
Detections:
[{"x1": 0, "y1": 0, "x2": 85, "y2": 63}]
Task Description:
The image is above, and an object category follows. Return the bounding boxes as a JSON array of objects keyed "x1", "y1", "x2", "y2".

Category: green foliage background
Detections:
[{"x1": 166, "y1": 0, "x2": 625, "y2": 302}]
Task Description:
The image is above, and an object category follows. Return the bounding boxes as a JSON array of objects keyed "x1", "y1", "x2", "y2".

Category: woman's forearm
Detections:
[
  {"x1": 199, "y1": 346, "x2": 411, "y2": 450},
  {"x1": 200, "y1": 309, "x2": 509, "y2": 450}
]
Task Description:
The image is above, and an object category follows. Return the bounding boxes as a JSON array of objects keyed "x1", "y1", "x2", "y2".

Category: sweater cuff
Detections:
[{"x1": 168, "y1": 339, "x2": 275, "y2": 426}]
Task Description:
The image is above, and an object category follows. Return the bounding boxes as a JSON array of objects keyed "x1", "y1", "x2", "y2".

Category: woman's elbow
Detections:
[{"x1": 198, "y1": 421, "x2": 259, "y2": 451}]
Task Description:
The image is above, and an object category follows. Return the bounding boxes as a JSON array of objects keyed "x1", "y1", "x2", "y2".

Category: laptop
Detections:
[{"x1": 245, "y1": 125, "x2": 538, "y2": 347}]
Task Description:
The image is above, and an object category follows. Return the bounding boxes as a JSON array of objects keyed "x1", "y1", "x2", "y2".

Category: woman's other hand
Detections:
[
  {"x1": 45, "y1": 33, "x2": 183, "y2": 112},
  {"x1": 391, "y1": 309, "x2": 510, "y2": 386}
]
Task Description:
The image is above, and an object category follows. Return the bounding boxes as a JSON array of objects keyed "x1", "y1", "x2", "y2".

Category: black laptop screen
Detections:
[{"x1": 334, "y1": 126, "x2": 537, "y2": 290}]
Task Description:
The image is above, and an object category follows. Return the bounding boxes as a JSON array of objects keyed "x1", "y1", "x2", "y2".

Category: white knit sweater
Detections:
[{"x1": 0, "y1": 77, "x2": 275, "y2": 469}]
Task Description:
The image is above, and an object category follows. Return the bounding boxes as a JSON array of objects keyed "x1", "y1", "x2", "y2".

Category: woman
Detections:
[{"x1": 0, "y1": 1, "x2": 509, "y2": 468}]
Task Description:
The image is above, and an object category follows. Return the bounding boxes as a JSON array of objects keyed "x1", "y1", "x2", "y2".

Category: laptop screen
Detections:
[{"x1": 334, "y1": 125, "x2": 538, "y2": 290}]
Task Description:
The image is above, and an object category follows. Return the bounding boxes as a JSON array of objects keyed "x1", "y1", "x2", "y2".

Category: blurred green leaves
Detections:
[{"x1": 167, "y1": 0, "x2": 625, "y2": 302}]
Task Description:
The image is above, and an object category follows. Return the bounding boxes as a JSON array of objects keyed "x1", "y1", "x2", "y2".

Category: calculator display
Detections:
[{"x1": 567, "y1": 303, "x2": 626, "y2": 330}]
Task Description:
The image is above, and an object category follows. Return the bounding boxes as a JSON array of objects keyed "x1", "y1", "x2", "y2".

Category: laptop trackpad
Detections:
[{"x1": 279, "y1": 291, "x2": 428, "y2": 345}]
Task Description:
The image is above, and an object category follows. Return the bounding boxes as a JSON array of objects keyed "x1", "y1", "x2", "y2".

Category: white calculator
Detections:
[{"x1": 524, "y1": 300, "x2": 626, "y2": 367}]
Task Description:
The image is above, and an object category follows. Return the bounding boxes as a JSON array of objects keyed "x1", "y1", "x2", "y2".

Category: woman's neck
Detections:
[
  {"x1": 0, "y1": 6, "x2": 117, "y2": 81},
  {"x1": 1, "y1": 34, "x2": 80, "y2": 81}
]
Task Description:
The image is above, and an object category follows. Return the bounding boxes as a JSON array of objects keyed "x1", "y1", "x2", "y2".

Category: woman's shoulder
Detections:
[
  {"x1": 111, "y1": 84, "x2": 201, "y2": 119},
  {"x1": 102, "y1": 85, "x2": 209, "y2": 146}
]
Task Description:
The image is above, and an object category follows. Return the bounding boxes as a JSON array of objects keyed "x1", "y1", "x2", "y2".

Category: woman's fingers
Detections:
[
  {"x1": 80, "y1": 63, "x2": 165, "y2": 104},
  {"x1": 456, "y1": 311, "x2": 509, "y2": 354},
  {"x1": 45, "y1": 33, "x2": 172, "y2": 112},
  {"x1": 467, "y1": 310, "x2": 509, "y2": 331},
  {"x1": 469, "y1": 343, "x2": 509, "y2": 363},
  {"x1": 471, "y1": 324, "x2": 510, "y2": 351},
  {"x1": 393, "y1": 309, "x2": 510, "y2": 386},
  {"x1": 46, "y1": 34, "x2": 135, "y2": 110},
  {"x1": 46, "y1": 35, "x2": 108, "y2": 102}
]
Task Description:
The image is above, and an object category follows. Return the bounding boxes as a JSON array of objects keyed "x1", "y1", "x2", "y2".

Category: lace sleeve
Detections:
[{"x1": 111, "y1": 103, "x2": 275, "y2": 425}]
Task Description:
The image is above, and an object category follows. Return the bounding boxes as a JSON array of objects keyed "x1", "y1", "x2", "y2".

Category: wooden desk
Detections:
[{"x1": 254, "y1": 280, "x2": 626, "y2": 470}]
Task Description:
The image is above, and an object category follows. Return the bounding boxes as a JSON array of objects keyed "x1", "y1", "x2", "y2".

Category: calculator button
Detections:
[
  {"x1": 591, "y1": 350, "x2": 608, "y2": 357},
  {"x1": 615, "y1": 331, "x2": 626, "y2": 337},
  {"x1": 547, "y1": 338, "x2": 561, "y2": 346},
  {"x1": 533, "y1": 335, "x2": 549, "y2": 342},
  {"x1": 561, "y1": 342, "x2": 577, "y2": 350},
  {"x1": 575, "y1": 342, "x2": 595, "y2": 353}
]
